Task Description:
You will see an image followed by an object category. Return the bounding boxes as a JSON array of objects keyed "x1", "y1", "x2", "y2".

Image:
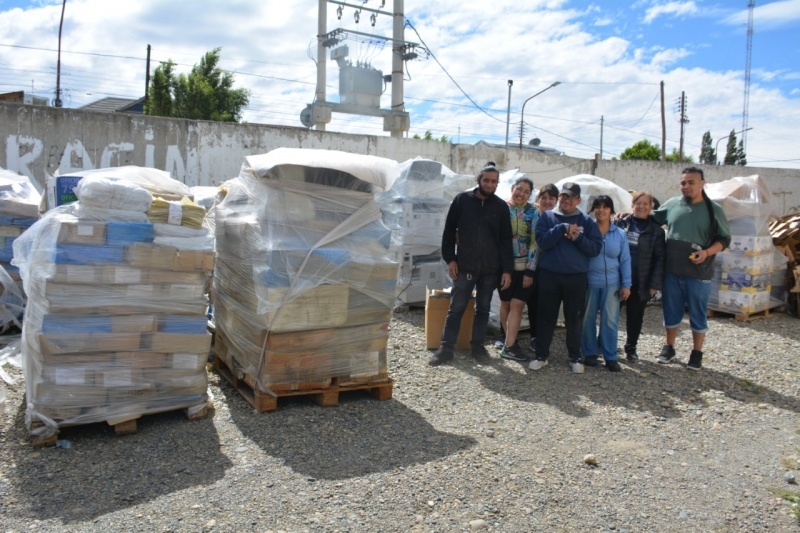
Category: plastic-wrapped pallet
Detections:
[
  {"x1": 706, "y1": 175, "x2": 788, "y2": 315},
  {"x1": 0, "y1": 168, "x2": 41, "y2": 315},
  {"x1": 13, "y1": 168, "x2": 214, "y2": 439},
  {"x1": 213, "y1": 148, "x2": 399, "y2": 391},
  {"x1": 377, "y1": 158, "x2": 474, "y2": 307}
]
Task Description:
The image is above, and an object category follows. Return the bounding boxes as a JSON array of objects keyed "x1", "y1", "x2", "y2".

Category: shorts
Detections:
[
  {"x1": 498, "y1": 271, "x2": 535, "y2": 302},
  {"x1": 662, "y1": 272, "x2": 712, "y2": 333}
]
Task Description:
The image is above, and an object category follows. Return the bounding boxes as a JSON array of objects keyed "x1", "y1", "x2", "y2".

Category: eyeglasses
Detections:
[{"x1": 513, "y1": 187, "x2": 532, "y2": 195}]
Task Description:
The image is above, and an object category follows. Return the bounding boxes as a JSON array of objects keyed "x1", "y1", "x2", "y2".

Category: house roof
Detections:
[{"x1": 79, "y1": 96, "x2": 145, "y2": 113}]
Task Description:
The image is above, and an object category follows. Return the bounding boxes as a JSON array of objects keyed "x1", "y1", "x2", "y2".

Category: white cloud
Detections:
[
  {"x1": 643, "y1": 1, "x2": 698, "y2": 24},
  {"x1": 723, "y1": 0, "x2": 800, "y2": 29}
]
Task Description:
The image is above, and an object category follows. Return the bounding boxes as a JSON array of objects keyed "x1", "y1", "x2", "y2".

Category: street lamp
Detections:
[
  {"x1": 519, "y1": 82, "x2": 560, "y2": 149},
  {"x1": 715, "y1": 127, "x2": 753, "y2": 164},
  {"x1": 504, "y1": 80, "x2": 513, "y2": 147}
]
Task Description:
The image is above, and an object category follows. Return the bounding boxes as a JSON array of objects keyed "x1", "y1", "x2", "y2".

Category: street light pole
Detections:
[
  {"x1": 504, "y1": 80, "x2": 513, "y2": 147},
  {"x1": 715, "y1": 127, "x2": 753, "y2": 164},
  {"x1": 519, "y1": 82, "x2": 560, "y2": 149}
]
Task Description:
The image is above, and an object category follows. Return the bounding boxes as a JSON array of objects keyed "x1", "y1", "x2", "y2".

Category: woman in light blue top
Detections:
[{"x1": 581, "y1": 195, "x2": 631, "y2": 372}]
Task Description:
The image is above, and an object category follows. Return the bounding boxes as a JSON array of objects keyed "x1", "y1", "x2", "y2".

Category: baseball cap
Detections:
[{"x1": 560, "y1": 182, "x2": 580, "y2": 197}]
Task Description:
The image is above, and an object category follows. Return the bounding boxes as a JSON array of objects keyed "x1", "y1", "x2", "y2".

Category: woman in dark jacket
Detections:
[{"x1": 614, "y1": 191, "x2": 666, "y2": 361}]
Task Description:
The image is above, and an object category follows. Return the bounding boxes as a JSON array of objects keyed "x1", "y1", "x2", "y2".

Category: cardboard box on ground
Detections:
[{"x1": 425, "y1": 287, "x2": 475, "y2": 350}]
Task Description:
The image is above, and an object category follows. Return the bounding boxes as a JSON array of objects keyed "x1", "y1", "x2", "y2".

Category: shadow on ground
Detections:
[
  {"x1": 221, "y1": 378, "x2": 476, "y2": 481},
  {"x1": 5, "y1": 397, "x2": 231, "y2": 523}
]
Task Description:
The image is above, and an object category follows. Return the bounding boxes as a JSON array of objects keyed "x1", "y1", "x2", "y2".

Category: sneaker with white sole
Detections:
[
  {"x1": 570, "y1": 360, "x2": 585, "y2": 374},
  {"x1": 657, "y1": 344, "x2": 676, "y2": 364},
  {"x1": 500, "y1": 342, "x2": 529, "y2": 362},
  {"x1": 528, "y1": 358, "x2": 548, "y2": 370}
]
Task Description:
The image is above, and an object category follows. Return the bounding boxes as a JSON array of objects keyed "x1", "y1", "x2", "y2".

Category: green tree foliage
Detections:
[
  {"x1": 620, "y1": 139, "x2": 661, "y2": 160},
  {"x1": 735, "y1": 139, "x2": 747, "y2": 166},
  {"x1": 723, "y1": 130, "x2": 739, "y2": 165},
  {"x1": 412, "y1": 130, "x2": 450, "y2": 143},
  {"x1": 144, "y1": 48, "x2": 250, "y2": 122},
  {"x1": 665, "y1": 148, "x2": 694, "y2": 164},
  {"x1": 699, "y1": 131, "x2": 716, "y2": 164}
]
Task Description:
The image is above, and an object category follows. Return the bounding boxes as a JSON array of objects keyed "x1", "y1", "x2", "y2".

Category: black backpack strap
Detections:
[{"x1": 701, "y1": 190, "x2": 718, "y2": 249}]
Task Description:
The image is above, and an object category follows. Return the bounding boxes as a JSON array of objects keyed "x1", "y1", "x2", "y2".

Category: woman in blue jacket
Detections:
[{"x1": 582, "y1": 196, "x2": 631, "y2": 372}]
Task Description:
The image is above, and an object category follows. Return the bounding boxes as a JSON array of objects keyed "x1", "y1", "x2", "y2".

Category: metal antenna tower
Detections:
[{"x1": 741, "y1": 0, "x2": 755, "y2": 151}]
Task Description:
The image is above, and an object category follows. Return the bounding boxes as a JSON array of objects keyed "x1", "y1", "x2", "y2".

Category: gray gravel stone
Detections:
[{"x1": 0, "y1": 307, "x2": 799, "y2": 531}]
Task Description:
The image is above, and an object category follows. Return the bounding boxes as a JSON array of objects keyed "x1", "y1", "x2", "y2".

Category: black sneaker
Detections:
[
  {"x1": 687, "y1": 350, "x2": 703, "y2": 371},
  {"x1": 606, "y1": 360, "x2": 622, "y2": 372},
  {"x1": 624, "y1": 344, "x2": 639, "y2": 362},
  {"x1": 500, "y1": 342, "x2": 529, "y2": 362},
  {"x1": 529, "y1": 337, "x2": 537, "y2": 353},
  {"x1": 471, "y1": 343, "x2": 491, "y2": 365},
  {"x1": 428, "y1": 345, "x2": 454, "y2": 366},
  {"x1": 583, "y1": 355, "x2": 600, "y2": 367},
  {"x1": 657, "y1": 344, "x2": 676, "y2": 364}
]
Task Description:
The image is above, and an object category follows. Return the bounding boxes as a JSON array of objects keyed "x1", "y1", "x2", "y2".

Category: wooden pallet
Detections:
[
  {"x1": 30, "y1": 403, "x2": 209, "y2": 448},
  {"x1": 213, "y1": 354, "x2": 393, "y2": 413},
  {"x1": 707, "y1": 307, "x2": 774, "y2": 322}
]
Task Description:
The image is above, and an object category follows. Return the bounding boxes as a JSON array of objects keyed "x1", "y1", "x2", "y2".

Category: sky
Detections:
[{"x1": 1, "y1": 0, "x2": 799, "y2": 169}]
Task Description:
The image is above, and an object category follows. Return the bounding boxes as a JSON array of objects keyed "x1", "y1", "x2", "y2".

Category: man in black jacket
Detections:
[{"x1": 429, "y1": 162, "x2": 514, "y2": 366}]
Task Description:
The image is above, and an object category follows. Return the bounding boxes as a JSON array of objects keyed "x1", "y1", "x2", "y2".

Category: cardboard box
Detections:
[
  {"x1": 127, "y1": 243, "x2": 215, "y2": 272},
  {"x1": 57, "y1": 221, "x2": 107, "y2": 245},
  {"x1": 425, "y1": 287, "x2": 475, "y2": 349},
  {"x1": 38, "y1": 333, "x2": 142, "y2": 356},
  {"x1": 145, "y1": 332, "x2": 212, "y2": 354},
  {"x1": 258, "y1": 284, "x2": 349, "y2": 332}
]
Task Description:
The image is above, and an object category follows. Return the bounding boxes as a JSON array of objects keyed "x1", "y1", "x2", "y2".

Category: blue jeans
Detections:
[
  {"x1": 662, "y1": 272, "x2": 712, "y2": 333},
  {"x1": 582, "y1": 286, "x2": 621, "y2": 361},
  {"x1": 441, "y1": 271, "x2": 498, "y2": 348}
]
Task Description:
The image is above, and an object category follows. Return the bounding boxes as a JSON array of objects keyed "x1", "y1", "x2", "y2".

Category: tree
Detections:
[
  {"x1": 722, "y1": 130, "x2": 746, "y2": 165},
  {"x1": 620, "y1": 139, "x2": 660, "y2": 160},
  {"x1": 699, "y1": 131, "x2": 716, "y2": 164},
  {"x1": 412, "y1": 130, "x2": 450, "y2": 143},
  {"x1": 144, "y1": 48, "x2": 250, "y2": 122},
  {"x1": 665, "y1": 148, "x2": 694, "y2": 163},
  {"x1": 735, "y1": 139, "x2": 747, "y2": 166}
]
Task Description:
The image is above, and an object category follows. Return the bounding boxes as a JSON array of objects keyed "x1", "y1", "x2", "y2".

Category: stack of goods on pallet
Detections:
[
  {"x1": 768, "y1": 212, "x2": 800, "y2": 317},
  {"x1": 13, "y1": 167, "x2": 214, "y2": 439},
  {"x1": 213, "y1": 148, "x2": 399, "y2": 393},
  {"x1": 706, "y1": 176, "x2": 788, "y2": 316},
  {"x1": 0, "y1": 168, "x2": 41, "y2": 328},
  {"x1": 377, "y1": 159, "x2": 475, "y2": 307}
]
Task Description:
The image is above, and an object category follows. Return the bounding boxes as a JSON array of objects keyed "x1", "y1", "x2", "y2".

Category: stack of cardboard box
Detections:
[
  {"x1": 707, "y1": 176, "x2": 788, "y2": 316},
  {"x1": 16, "y1": 170, "x2": 214, "y2": 438},
  {"x1": 0, "y1": 168, "x2": 41, "y2": 321},
  {"x1": 213, "y1": 149, "x2": 398, "y2": 391}
]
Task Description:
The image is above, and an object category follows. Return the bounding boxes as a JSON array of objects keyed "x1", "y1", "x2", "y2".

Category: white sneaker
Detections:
[
  {"x1": 570, "y1": 360, "x2": 585, "y2": 374},
  {"x1": 528, "y1": 358, "x2": 548, "y2": 370}
]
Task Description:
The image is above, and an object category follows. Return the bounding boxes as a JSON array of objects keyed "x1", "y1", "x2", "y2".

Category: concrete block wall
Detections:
[{"x1": 3, "y1": 103, "x2": 798, "y2": 215}]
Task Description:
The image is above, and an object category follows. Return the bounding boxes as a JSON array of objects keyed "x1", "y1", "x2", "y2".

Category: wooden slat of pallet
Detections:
[
  {"x1": 213, "y1": 353, "x2": 392, "y2": 413},
  {"x1": 707, "y1": 307, "x2": 774, "y2": 322},
  {"x1": 29, "y1": 403, "x2": 209, "y2": 447}
]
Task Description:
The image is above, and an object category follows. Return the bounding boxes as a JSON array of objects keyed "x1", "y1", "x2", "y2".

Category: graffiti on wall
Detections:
[{"x1": 5, "y1": 134, "x2": 187, "y2": 191}]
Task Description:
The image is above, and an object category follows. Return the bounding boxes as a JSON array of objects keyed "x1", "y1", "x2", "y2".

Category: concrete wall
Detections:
[{"x1": 3, "y1": 102, "x2": 799, "y2": 215}]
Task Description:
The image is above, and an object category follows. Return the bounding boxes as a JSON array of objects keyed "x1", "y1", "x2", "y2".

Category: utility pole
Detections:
[
  {"x1": 660, "y1": 81, "x2": 666, "y2": 161},
  {"x1": 599, "y1": 115, "x2": 604, "y2": 159},
  {"x1": 504, "y1": 80, "x2": 513, "y2": 147},
  {"x1": 145, "y1": 44, "x2": 151, "y2": 100},
  {"x1": 678, "y1": 91, "x2": 689, "y2": 163},
  {"x1": 54, "y1": 0, "x2": 66, "y2": 107}
]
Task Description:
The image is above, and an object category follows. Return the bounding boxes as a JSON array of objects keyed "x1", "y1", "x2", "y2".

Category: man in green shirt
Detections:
[{"x1": 650, "y1": 167, "x2": 731, "y2": 370}]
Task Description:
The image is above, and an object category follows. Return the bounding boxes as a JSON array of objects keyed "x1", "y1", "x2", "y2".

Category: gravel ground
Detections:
[{"x1": 1, "y1": 305, "x2": 799, "y2": 532}]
